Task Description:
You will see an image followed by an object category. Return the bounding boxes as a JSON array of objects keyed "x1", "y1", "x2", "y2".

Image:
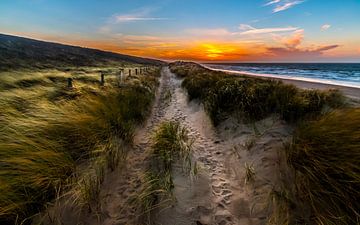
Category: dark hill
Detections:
[{"x1": 0, "y1": 33, "x2": 164, "y2": 71}]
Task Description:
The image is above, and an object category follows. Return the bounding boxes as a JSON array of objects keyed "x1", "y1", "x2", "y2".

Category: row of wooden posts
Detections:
[{"x1": 67, "y1": 67, "x2": 151, "y2": 88}]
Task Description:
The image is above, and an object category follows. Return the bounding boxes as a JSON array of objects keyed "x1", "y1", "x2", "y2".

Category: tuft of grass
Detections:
[
  {"x1": 285, "y1": 108, "x2": 360, "y2": 225},
  {"x1": 133, "y1": 171, "x2": 174, "y2": 224},
  {"x1": 267, "y1": 187, "x2": 300, "y2": 225},
  {"x1": 151, "y1": 121, "x2": 195, "y2": 174},
  {"x1": 133, "y1": 121, "x2": 195, "y2": 224},
  {"x1": 244, "y1": 136, "x2": 257, "y2": 151},
  {"x1": 244, "y1": 162, "x2": 255, "y2": 184}
]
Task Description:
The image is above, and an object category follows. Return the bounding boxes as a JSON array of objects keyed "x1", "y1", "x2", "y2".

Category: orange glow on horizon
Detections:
[{"x1": 7, "y1": 31, "x2": 360, "y2": 62}]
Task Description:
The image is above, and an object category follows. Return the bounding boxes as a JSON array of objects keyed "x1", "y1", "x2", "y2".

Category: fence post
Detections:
[
  {"x1": 129, "y1": 69, "x2": 131, "y2": 76},
  {"x1": 100, "y1": 73, "x2": 105, "y2": 86},
  {"x1": 119, "y1": 70, "x2": 124, "y2": 86},
  {"x1": 67, "y1": 78, "x2": 73, "y2": 88},
  {"x1": 135, "y1": 68, "x2": 138, "y2": 75}
]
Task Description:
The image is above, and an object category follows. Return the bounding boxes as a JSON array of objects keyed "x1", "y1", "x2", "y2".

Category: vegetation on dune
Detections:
[
  {"x1": 170, "y1": 61, "x2": 345, "y2": 124},
  {"x1": 151, "y1": 121, "x2": 194, "y2": 173},
  {"x1": 285, "y1": 108, "x2": 360, "y2": 225},
  {"x1": 134, "y1": 121, "x2": 195, "y2": 223},
  {"x1": 171, "y1": 61, "x2": 359, "y2": 225},
  {"x1": 0, "y1": 66, "x2": 160, "y2": 224}
]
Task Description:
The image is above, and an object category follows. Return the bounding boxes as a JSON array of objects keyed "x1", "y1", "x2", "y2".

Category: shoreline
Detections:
[{"x1": 205, "y1": 66, "x2": 360, "y2": 100}]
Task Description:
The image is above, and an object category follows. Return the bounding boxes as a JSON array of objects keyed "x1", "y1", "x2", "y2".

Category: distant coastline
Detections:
[
  {"x1": 203, "y1": 64, "x2": 360, "y2": 100},
  {"x1": 204, "y1": 63, "x2": 360, "y2": 89}
]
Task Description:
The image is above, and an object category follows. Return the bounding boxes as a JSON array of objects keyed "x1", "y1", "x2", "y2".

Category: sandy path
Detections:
[
  {"x1": 49, "y1": 67, "x2": 174, "y2": 225},
  {"x1": 154, "y1": 68, "x2": 292, "y2": 225},
  {"x1": 93, "y1": 67, "x2": 174, "y2": 225},
  {"x1": 52, "y1": 67, "x2": 291, "y2": 225}
]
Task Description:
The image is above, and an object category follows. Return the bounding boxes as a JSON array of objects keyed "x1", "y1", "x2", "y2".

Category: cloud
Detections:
[
  {"x1": 111, "y1": 7, "x2": 169, "y2": 23},
  {"x1": 321, "y1": 24, "x2": 331, "y2": 31},
  {"x1": 266, "y1": 45, "x2": 339, "y2": 60},
  {"x1": 278, "y1": 29, "x2": 304, "y2": 48},
  {"x1": 186, "y1": 28, "x2": 234, "y2": 36},
  {"x1": 185, "y1": 25, "x2": 299, "y2": 39},
  {"x1": 239, "y1": 24, "x2": 298, "y2": 35},
  {"x1": 115, "y1": 16, "x2": 168, "y2": 22},
  {"x1": 266, "y1": 0, "x2": 304, "y2": 13},
  {"x1": 316, "y1": 45, "x2": 339, "y2": 51},
  {"x1": 266, "y1": 29, "x2": 339, "y2": 60},
  {"x1": 239, "y1": 24, "x2": 256, "y2": 31},
  {"x1": 264, "y1": 0, "x2": 281, "y2": 6}
]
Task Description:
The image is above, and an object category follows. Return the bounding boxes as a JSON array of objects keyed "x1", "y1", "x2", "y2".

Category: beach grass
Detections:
[
  {"x1": 170, "y1": 61, "x2": 345, "y2": 125},
  {"x1": 134, "y1": 121, "x2": 195, "y2": 223},
  {"x1": 0, "y1": 66, "x2": 160, "y2": 224},
  {"x1": 285, "y1": 108, "x2": 360, "y2": 225},
  {"x1": 170, "y1": 61, "x2": 359, "y2": 225}
]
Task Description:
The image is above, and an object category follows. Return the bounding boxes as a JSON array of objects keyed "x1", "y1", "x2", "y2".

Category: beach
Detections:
[{"x1": 206, "y1": 67, "x2": 360, "y2": 101}]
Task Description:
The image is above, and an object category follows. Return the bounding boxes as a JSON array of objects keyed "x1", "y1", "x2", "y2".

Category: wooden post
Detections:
[
  {"x1": 129, "y1": 69, "x2": 131, "y2": 76},
  {"x1": 100, "y1": 73, "x2": 105, "y2": 86},
  {"x1": 67, "y1": 78, "x2": 73, "y2": 88},
  {"x1": 135, "y1": 68, "x2": 138, "y2": 75},
  {"x1": 119, "y1": 70, "x2": 124, "y2": 86}
]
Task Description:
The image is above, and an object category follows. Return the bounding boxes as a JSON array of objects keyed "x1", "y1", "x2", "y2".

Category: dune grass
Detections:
[
  {"x1": 0, "y1": 66, "x2": 160, "y2": 224},
  {"x1": 170, "y1": 62, "x2": 345, "y2": 125},
  {"x1": 171, "y1": 61, "x2": 359, "y2": 224},
  {"x1": 151, "y1": 121, "x2": 194, "y2": 173},
  {"x1": 284, "y1": 108, "x2": 360, "y2": 225},
  {"x1": 134, "y1": 121, "x2": 195, "y2": 223}
]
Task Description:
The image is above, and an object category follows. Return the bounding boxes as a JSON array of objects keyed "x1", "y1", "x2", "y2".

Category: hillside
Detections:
[{"x1": 0, "y1": 33, "x2": 164, "y2": 71}]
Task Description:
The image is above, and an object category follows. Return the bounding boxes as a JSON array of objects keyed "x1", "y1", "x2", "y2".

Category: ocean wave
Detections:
[{"x1": 204, "y1": 64, "x2": 360, "y2": 89}]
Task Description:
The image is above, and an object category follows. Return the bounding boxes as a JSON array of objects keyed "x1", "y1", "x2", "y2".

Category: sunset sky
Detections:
[{"x1": 1, "y1": 0, "x2": 360, "y2": 62}]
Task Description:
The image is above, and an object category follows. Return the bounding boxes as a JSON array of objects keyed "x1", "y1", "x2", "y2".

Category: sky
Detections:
[{"x1": 1, "y1": 0, "x2": 360, "y2": 62}]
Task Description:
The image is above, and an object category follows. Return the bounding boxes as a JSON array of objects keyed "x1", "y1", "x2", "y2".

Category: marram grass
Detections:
[
  {"x1": 170, "y1": 61, "x2": 358, "y2": 225},
  {"x1": 133, "y1": 121, "x2": 195, "y2": 224},
  {"x1": 0, "y1": 66, "x2": 160, "y2": 224},
  {"x1": 170, "y1": 61, "x2": 346, "y2": 125},
  {"x1": 286, "y1": 108, "x2": 360, "y2": 225}
]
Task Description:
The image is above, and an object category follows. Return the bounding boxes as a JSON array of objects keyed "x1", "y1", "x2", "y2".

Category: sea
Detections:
[{"x1": 204, "y1": 63, "x2": 360, "y2": 88}]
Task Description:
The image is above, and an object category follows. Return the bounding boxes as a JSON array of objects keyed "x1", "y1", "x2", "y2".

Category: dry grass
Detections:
[
  {"x1": 285, "y1": 108, "x2": 360, "y2": 225},
  {"x1": 0, "y1": 66, "x2": 160, "y2": 224},
  {"x1": 170, "y1": 61, "x2": 359, "y2": 225},
  {"x1": 133, "y1": 121, "x2": 195, "y2": 224},
  {"x1": 244, "y1": 162, "x2": 256, "y2": 184}
]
